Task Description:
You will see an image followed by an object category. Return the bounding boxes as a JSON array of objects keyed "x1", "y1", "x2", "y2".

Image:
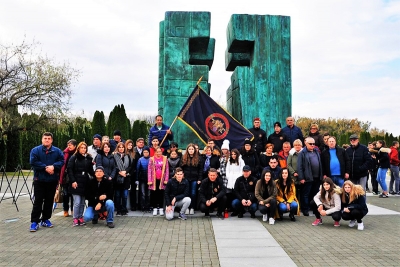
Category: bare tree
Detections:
[{"x1": 0, "y1": 40, "x2": 79, "y2": 136}]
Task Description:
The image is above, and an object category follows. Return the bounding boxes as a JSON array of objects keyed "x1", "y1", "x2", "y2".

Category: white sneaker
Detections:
[
  {"x1": 159, "y1": 208, "x2": 164, "y2": 216},
  {"x1": 269, "y1": 218, "x2": 275, "y2": 225},
  {"x1": 189, "y1": 208, "x2": 194, "y2": 215},
  {"x1": 348, "y1": 220, "x2": 356, "y2": 228},
  {"x1": 185, "y1": 209, "x2": 189, "y2": 215},
  {"x1": 153, "y1": 208, "x2": 158, "y2": 216},
  {"x1": 262, "y1": 214, "x2": 268, "y2": 222},
  {"x1": 357, "y1": 222, "x2": 364, "y2": 231}
]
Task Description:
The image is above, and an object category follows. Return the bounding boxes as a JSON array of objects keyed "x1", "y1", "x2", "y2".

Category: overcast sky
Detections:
[{"x1": 1, "y1": 0, "x2": 399, "y2": 135}]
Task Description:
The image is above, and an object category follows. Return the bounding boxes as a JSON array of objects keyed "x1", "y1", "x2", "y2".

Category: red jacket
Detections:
[{"x1": 389, "y1": 146, "x2": 400, "y2": 166}]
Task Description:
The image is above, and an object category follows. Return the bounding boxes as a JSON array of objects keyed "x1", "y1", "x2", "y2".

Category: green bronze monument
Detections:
[
  {"x1": 158, "y1": 11, "x2": 215, "y2": 148},
  {"x1": 226, "y1": 14, "x2": 291, "y2": 134}
]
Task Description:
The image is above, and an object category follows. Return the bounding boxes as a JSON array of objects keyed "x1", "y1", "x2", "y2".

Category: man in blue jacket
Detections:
[
  {"x1": 29, "y1": 132, "x2": 64, "y2": 232},
  {"x1": 282, "y1": 117, "x2": 304, "y2": 147},
  {"x1": 148, "y1": 115, "x2": 174, "y2": 152}
]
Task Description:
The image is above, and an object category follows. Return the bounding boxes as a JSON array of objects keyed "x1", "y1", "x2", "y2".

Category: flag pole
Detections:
[{"x1": 159, "y1": 116, "x2": 178, "y2": 147}]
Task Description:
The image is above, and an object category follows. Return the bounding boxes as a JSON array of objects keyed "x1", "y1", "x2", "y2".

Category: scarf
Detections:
[
  {"x1": 114, "y1": 153, "x2": 130, "y2": 172},
  {"x1": 204, "y1": 154, "x2": 211, "y2": 171}
]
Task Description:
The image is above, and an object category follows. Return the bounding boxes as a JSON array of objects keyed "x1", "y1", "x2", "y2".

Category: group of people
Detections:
[{"x1": 30, "y1": 115, "x2": 392, "y2": 232}]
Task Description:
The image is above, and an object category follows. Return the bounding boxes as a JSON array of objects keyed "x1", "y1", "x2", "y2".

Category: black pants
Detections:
[
  {"x1": 139, "y1": 181, "x2": 150, "y2": 210},
  {"x1": 370, "y1": 168, "x2": 378, "y2": 193},
  {"x1": 310, "y1": 200, "x2": 341, "y2": 221},
  {"x1": 150, "y1": 180, "x2": 164, "y2": 208},
  {"x1": 342, "y1": 209, "x2": 365, "y2": 223},
  {"x1": 62, "y1": 184, "x2": 73, "y2": 212},
  {"x1": 258, "y1": 198, "x2": 277, "y2": 218},
  {"x1": 199, "y1": 195, "x2": 227, "y2": 214},
  {"x1": 129, "y1": 179, "x2": 137, "y2": 210},
  {"x1": 31, "y1": 180, "x2": 58, "y2": 223}
]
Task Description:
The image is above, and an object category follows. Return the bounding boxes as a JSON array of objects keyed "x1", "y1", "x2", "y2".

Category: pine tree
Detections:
[{"x1": 91, "y1": 111, "x2": 106, "y2": 136}]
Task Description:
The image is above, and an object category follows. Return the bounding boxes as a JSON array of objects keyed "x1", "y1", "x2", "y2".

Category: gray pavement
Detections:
[{"x1": 1, "y1": 175, "x2": 400, "y2": 266}]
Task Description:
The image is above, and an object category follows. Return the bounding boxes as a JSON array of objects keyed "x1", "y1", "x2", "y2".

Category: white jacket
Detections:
[{"x1": 226, "y1": 156, "x2": 246, "y2": 189}]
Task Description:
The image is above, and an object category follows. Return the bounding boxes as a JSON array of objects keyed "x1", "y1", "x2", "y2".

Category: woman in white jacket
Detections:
[{"x1": 226, "y1": 148, "x2": 246, "y2": 214}]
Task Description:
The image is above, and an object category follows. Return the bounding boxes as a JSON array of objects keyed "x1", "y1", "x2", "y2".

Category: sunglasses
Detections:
[{"x1": 308, "y1": 143, "x2": 315, "y2": 146}]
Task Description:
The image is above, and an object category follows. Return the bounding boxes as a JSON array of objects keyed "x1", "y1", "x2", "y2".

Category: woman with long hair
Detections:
[
  {"x1": 60, "y1": 139, "x2": 77, "y2": 217},
  {"x1": 255, "y1": 170, "x2": 277, "y2": 225},
  {"x1": 226, "y1": 148, "x2": 245, "y2": 214},
  {"x1": 276, "y1": 168, "x2": 299, "y2": 221},
  {"x1": 341, "y1": 180, "x2": 368, "y2": 230},
  {"x1": 202, "y1": 145, "x2": 220, "y2": 179},
  {"x1": 310, "y1": 177, "x2": 342, "y2": 227},
  {"x1": 67, "y1": 142, "x2": 95, "y2": 226},
  {"x1": 114, "y1": 142, "x2": 132, "y2": 216},
  {"x1": 374, "y1": 140, "x2": 390, "y2": 198},
  {"x1": 148, "y1": 146, "x2": 169, "y2": 216},
  {"x1": 125, "y1": 139, "x2": 138, "y2": 211},
  {"x1": 181, "y1": 143, "x2": 202, "y2": 215},
  {"x1": 95, "y1": 142, "x2": 117, "y2": 181}
]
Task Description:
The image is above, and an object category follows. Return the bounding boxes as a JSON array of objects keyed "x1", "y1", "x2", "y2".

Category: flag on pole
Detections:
[{"x1": 177, "y1": 85, "x2": 253, "y2": 149}]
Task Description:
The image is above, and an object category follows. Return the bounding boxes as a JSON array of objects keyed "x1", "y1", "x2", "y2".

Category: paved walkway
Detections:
[{"x1": 1, "y1": 176, "x2": 400, "y2": 266}]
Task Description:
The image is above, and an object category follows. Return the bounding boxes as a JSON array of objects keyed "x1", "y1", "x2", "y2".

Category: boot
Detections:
[{"x1": 289, "y1": 210, "x2": 296, "y2": 221}]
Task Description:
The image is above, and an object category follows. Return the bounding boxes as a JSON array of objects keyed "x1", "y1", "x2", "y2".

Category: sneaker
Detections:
[
  {"x1": 107, "y1": 222, "x2": 115, "y2": 228},
  {"x1": 357, "y1": 222, "x2": 364, "y2": 231},
  {"x1": 262, "y1": 214, "x2": 268, "y2": 222},
  {"x1": 178, "y1": 213, "x2": 187, "y2": 220},
  {"x1": 189, "y1": 208, "x2": 194, "y2": 215},
  {"x1": 78, "y1": 218, "x2": 86, "y2": 226},
  {"x1": 372, "y1": 191, "x2": 378, "y2": 195},
  {"x1": 159, "y1": 208, "x2": 164, "y2": 216},
  {"x1": 238, "y1": 213, "x2": 243, "y2": 218},
  {"x1": 250, "y1": 212, "x2": 256, "y2": 218},
  {"x1": 73, "y1": 218, "x2": 79, "y2": 227},
  {"x1": 40, "y1": 219, "x2": 54, "y2": 228},
  {"x1": 216, "y1": 212, "x2": 224, "y2": 220},
  {"x1": 397, "y1": 192, "x2": 400, "y2": 195},
  {"x1": 269, "y1": 218, "x2": 275, "y2": 225},
  {"x1": 63, "y1": 211, "x2": 69, "y2": 217},
  {"x1": 185, "y1": 209, "x2": 189, "y2": 215},
  {"x1": 153, "y1": 208, "x2": 158, "y2": 216},
  {"x1": 204, "y1": 212, "x2": 210, "y2": 217},
  {"x1": 30, "y1": 222, "x2": 39, "y2": 232},
  {"x1": 348, "y1": 220, "x2": 356, "y2": 228},
  {"x1": 116, "y1": 211, "x2": 122, "y2": 216},
  {"x1": 312, "y1": 218, "x2": 323, "y2": 226},
  {"x1": 389, "y1": 191, "x2": 396, "y2": 195},
  {"x1": 334, "y1": 221, "x2": 340, "y2": 227},
  {"x1": 289, "y1": 213, "x2": 296, "y2": 222},
  {"x1": 379, "y1": 194, "x2": 389, "y2": 198},
  {"x1": 366, "y1": 189, "x2": 371, "y2": 193}
]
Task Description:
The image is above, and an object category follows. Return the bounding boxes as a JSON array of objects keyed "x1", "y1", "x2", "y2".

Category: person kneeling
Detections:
[
  {"x1": 232, "y1": 165, "x2": 258, "y2": 218},
  {"x1": 165, "y1": 168, "x2": 191, "y2": 220},
  {"x1": 341, "y1": 180, "x2": 368, "y2": 230},
  {"x1": 311, "y1": 177, "x2": 341, "y2": 227},
  {"x1": 198, "y1": 168, "x2": 227, "y2": 219},
  {"x1": 84, "y1": 166, "x2": 115, "y2": 228}
]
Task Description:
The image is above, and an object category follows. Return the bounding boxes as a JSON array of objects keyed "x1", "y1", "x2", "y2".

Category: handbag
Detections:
[
  {"x1": 54, "y1": 184, "x2": 64, "y2": 203},
  {"x1": 116, "y1": 175, "x2": 124, "y2": 184}
]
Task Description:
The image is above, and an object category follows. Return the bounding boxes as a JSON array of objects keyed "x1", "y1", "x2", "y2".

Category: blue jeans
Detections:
[
  {"x1": 114, "y1": 189, "x2": 128, "y2": 213},
  {"x1": 376, "y1": 168, "x2": 388, "y2": 192},
  {"x1": 331, "y1": 175, "x2": 344, "y2": 187},
  {"x1": 278, "y1": 201, "x2": 298, "y2": 214},
  {"x1": 231, "y1": 199, "x2": 258, "y2": 214},
  {"x1": 390, "y1": 165, "x2": 400, "y2": 193},
  {"x1": 84, "y1": 199, "x2": 115, "y2": 223},
  {"x1": 188, "y1": 181, "x2": 198, "y2": 209},
  {"x1": 72, "y1": 194, "x2": 85, "y2": 219}
]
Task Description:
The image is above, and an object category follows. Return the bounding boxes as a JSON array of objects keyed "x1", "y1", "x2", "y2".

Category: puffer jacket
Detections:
[
  {"x1": 346, "y1": 143, "x2": 373, "y2": 179},
  {"x1": 376, "y1": 147, "x2": 391, "y2": 169},
  {"x1": 95, "y1": 150, "x2": 117, "y2": 180},
  {"x1": 67, "y1": 153, "x2": 95, "y2": 195}
]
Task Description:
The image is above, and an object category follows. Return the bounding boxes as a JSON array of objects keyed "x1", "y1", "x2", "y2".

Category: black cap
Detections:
[
  {"x1": 113, "y1": 130, "x2": 122, "y2": 136},
  {"x1": 274, "y1": 121, "x2": 282, "y2": 128},
  {"x1": 349, "y1": 134, "x2": 359, "y2": 139},
  {"x1": 243, "y1": 165, "x2": 251, "y2": 172},
  {"x1": 244, "y1": 139, "x2": 252, "y2": 145},
  {"x1": 95, "y1": 166, "x2": 105, "y2": 172}
]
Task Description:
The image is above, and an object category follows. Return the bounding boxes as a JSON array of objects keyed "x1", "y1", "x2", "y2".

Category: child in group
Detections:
[
  {"x1": 137, "y1": 147, "x2": 151, "y2": 212},
  {"x1": 310, "y1": 177, "x2": 342, "y2": 227},
  {"x1": 148, "y1": 146, "x2": 169, "y2": 216},
  {"x1": 150, "y1": 136, "x2": 164, "y2": 157},
  {"x1": 168, "y1": 150, "x2": 181, "y2": 179},
  {"x1": 341, "y1": 180, "x2": 368, "y2": 230}
]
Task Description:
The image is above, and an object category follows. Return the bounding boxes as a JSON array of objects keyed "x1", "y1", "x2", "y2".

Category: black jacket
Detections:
[
  {"x1": 202, "y1": 154, "x2": 220, "y2": 178},
  {"x1": 86, "y1": 176, "x2": 114, "y2": 208},
  {"x1": 95, "y1": 150, "x2": 117, "y2": 179},
  {"x1": 164, "y1": 178, "x2": 189, "y2": 206},
  {"x1": 168, "y1": 157, "x2": 181, "y2": 179},
  {"x1": 233, "y1": 175, "x2": 258, "y2": 203},
  {"x1": 114, "y1": 154, "x2": 132, "y2": 190},
  {"x1": 67, "y1": 153, "x2": 95, "y2": 196},
  {"x1": 345, "y1": 144, "x2": 373, "y2": 180},
  {"x1": 376, "y1": 148, "x2": 391, "y2": 169},
  {"x1": 248, "y1": 127, "x2": 267, "y2": 155},
  {"x1": 321, "y1": 146, "x2": 351, "y2": 178},
  {"x1": 240, "y1": 149, "x2": 260, "y2": 176},
  {"x1": 342, "y1": 193, "x2": 368, "y2": 217},
  {"x1": 199, "y1": 177, "x2": 226, "y2": 204},
  {"x1": 181, "y1": 157, "x2": 202, "y2": 182},
  {"x1": 267, "y1": 131, "x2": 289, "y2": 153}
]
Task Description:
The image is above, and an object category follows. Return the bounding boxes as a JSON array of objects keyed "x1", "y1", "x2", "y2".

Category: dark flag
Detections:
[{"x1": 177, "y1": 85, "x2": 253, "y2": 149}]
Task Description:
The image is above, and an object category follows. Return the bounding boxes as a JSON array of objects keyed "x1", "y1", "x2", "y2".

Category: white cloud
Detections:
[{"x1": 1, "y1": 0, "x2": 399, "y2": 135}]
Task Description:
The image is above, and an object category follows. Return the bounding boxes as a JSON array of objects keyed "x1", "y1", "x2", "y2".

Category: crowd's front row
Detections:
[{"x1": 164, "y1": 166, "x2": 368, "y2": 230}]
